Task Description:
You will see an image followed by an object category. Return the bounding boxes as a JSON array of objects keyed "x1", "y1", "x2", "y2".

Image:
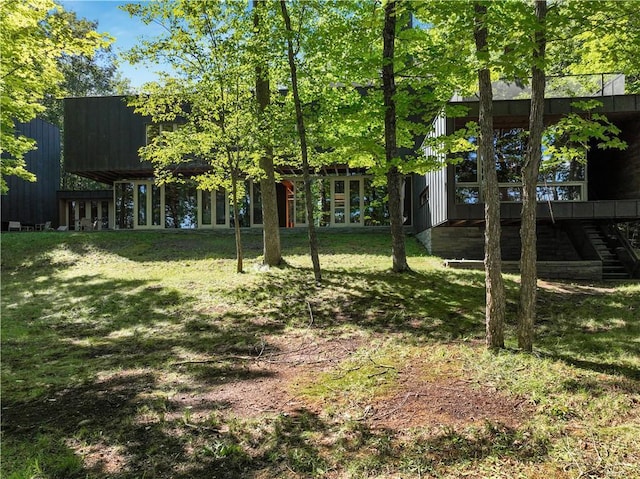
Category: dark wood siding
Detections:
[
  {"x1": 448, "y1": 199, "x2": 639, "y2": 222},
  {"x1": 589, "y1": 117, "x2": 640, "y2": 201},
  {"x1": 1, "y1": 119, "x2": 61, "y2": 227},
  {"x1": 432, "y1": 223, "x2": 581, "y2": 261},
  {"x1": 64, "y1": 96, "x2": 152, "y2": 182},
  {"x1": 64, "y1": 96, "x2": 211, "y2": 184}
]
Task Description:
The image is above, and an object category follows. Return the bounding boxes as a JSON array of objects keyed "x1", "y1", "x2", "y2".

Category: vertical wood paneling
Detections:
[
  {"x1": 1, "y1": 119, "x2": 61, "y2": 227},
  {"x1": 420, "y1": 113, "x2": 448, "y2": 230},
  {"x1": 64, "y1": 96, "x2": 149, "y2": 175}
]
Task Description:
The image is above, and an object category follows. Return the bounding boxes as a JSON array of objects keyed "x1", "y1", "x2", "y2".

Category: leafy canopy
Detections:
[{"x1": 0, "y1": 0, "x2": 110, "y2": 193}]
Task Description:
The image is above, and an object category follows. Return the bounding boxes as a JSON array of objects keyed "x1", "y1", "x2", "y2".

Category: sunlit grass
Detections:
[{"x1": 2, "y1": 230, "x2": 639, "y2": 478}]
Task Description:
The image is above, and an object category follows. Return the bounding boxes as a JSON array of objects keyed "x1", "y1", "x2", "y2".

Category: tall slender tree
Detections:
[
  {"x1": 253, "y1": 1, "x2": 282, "y2": 267},
  {"x1": 518, "y1": 0, "x2": 547, "y2": 352},
  {"x1": 124, "y1": 0, "x2": 261, "y2": 273},
  {"x1": 279, "y1": 0, "x2": 322, "y2": 282},
  {"x1": 474, "y1": 1, "x2": 506, "y2": 349},
  {"x1": 124, "y1": 0, "x2": 282, "y2": 270},
  {"x1": 382, "y1": 0, "x2": 409, "y2": 273}
]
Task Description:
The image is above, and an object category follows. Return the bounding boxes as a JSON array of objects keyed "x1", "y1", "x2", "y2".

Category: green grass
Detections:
[{"x1": 1, "y1": 229, "x2": 639, "y2": 478}]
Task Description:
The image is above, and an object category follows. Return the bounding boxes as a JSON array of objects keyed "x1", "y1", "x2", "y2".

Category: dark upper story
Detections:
[
  {"x1": 65, "y1": 96, "x2": 144, "y2": 184},
  {"x1": 64, "y1": 94, "x2": 412, "y2": 183},
  {"x1": 416, "y1": 94, "x2": 640, "y2": 231},
  {"x1": 64, "y1": 95, "x2": 213, "y2": 185}
]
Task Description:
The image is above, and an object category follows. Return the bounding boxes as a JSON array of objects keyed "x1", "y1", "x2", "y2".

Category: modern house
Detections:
[
  {"x1": 62, "y1": 95, "x2": 411, "y2": 232},
  {"x1": 62, "y1": 93, "x2": 639, "y2": 280},
  {"x1": 1, "y1": 118, "x2": 61, "y2": 230},
  {"x1": 415, "y1": 94, "x2": 640, "y2": 280}
]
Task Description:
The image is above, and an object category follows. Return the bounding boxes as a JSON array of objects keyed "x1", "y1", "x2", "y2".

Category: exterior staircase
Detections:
[{"x1": 582, "y1": 221, "x2": 631, "y2": 280}]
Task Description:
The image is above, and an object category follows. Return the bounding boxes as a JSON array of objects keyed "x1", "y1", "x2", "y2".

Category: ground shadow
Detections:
[
  {"x1": 534, "y1": 285, "x2": 640, "y2": 380},
  {"x1": 227, "y1": 263, "x2": 512, "y2": 342}
]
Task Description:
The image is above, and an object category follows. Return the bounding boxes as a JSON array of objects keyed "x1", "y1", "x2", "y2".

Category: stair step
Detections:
[
  {"x1": 604, "y1": 268, "x2": 627, "y2": 274},
  {"x1": 603, "y1": 273, "x2": 631, "y2": 280}
]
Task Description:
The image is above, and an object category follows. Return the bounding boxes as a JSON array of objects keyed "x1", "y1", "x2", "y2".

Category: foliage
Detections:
[
  {"x1": 541, "y1": 100, "x2": 627, "y2": 168},
  {"x1": 548, "y1": 1, "x2": 640, "y2": 93},
  {"x1": 0, "y1": 0, "x2": 110, "y2": 193},
  {"x1": 39, "y1": 9, "x2": 131, "y2": 191},
  {"x1": 40, "y1": 10, "x2": 131, "y2": 128},
  {"x1": 123, "y1": 0, "x2": 264, "y2": 272}
]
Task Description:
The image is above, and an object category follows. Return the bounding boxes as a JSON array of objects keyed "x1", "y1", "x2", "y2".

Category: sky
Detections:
[{"x1": 60, "y1": 0, "x2": 167, "y2": 88}]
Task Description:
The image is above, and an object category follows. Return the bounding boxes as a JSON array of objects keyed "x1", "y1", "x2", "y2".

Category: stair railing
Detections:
[{"x1": 611, "y1": 223, "x2": 640, "y2": 278}]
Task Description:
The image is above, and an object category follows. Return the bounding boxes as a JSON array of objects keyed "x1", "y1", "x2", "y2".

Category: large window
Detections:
[
  {"x1": 252, "y1": 182, "x2": 263, "y2": 225},
  {"x1": 305, "y1": 177, "x2": 406, "y2": 227},
  {"x1": 115, "y1": 182, "x2": 134, "y2": 229},
  {"x1": 230, "y1": 181, "x2": 251, "y2": 228},
  {"x1": 133, "y1": 181, "x2": 162, "y2": 228},
  {"x1": 363, "y1": 178, "x2": 390, "y2": 226},
  {"x1": 113, "y1": 175, "x2": 401, "y2": 230},
  {"x1": 165, "y1": 182, "x2": 197, "y2": 228},
  {"x1": 316, "y1": 179, "x2": 331, "y2": 227},
  {"x1": 454, "y1": 128, "x2": 587, "y2": 204},
  {"x1": 200, "y1": 189, "x2": 228, "y2": 228}
]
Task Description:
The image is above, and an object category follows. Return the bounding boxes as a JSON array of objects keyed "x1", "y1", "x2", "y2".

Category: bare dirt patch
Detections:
[
  {"x1": 167, "y1": 333, "x2": 364, "y2": 421},
  {"x1": 167, "y1": 335, "x2": 530, "y2": 432},
  {"x1": 368, "y1": 361, "x2": 530, "y2": 430}
]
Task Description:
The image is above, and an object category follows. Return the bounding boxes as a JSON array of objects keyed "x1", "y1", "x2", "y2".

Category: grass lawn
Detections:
[{"x1": 2, "y1": 229, "x2": 639, "y2": 478}]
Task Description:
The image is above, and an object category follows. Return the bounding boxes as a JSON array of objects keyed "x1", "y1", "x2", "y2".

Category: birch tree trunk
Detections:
[
  {"x1": 518, "y1": 0, "x2": 547, "y2": 352},
  {"x1": 474, "y1": 2, "x2": 505, "y2": 349}
]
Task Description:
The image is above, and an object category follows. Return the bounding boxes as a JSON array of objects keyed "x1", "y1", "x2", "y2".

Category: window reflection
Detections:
[
  {"x1": 115, "y1": 182, "x2": 134, "y2": 229},
  {"x1": 364, "y1": 178, "x2": 390, "y2": 226},
  {"x1": 454, "y1": 127, "x2": 586, "y2": 204},
  {"x1": 495, "y1": 129, "x2": 526, "y2": 183},
  {"x1": 456, "y1": 187, "x2": 480, "y2": 204},
  {"x1": 455, "y1": 137, "x2": 478, "y2": 183},
  {"x1": 165, "y1": 182, "x2": 197, "y2": 228},
  {"x1": 230, "y1": 181, "x2": 250, "y2": 228},
  {"x1": 202, "y1": 190, "x2": 212, "y2": 225}
]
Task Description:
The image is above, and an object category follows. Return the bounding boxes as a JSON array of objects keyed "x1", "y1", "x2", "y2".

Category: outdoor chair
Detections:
[
  {"x1": 79, "y1": 218, "x2": 93, "y2": 231},
  {"x1": 36, "y1": 221, "x2": 51, "y2": 231},
  {"x1": 8, "y1": 221, "x2": 22, "y2": 231}
]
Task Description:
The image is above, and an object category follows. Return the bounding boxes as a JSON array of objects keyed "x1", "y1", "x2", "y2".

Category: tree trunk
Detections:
[
  {"x1": 253, "y1": 0, "x2": 282, "y2": 267},
  {"x1": 518, "y1": 0, "x2": 547, "y2": 352},
  {"x1": 231, "y1": 171, "x2": 244, "y2": 274},
  {"x1": 474, "y1": 2, "x2": 505, "y2": 349},
  {"x1": 280, "y1": 0, "x2": 321, "y2": 282},
  {"x1": 383, "y1": 0, "x2": 409, "y2": 273}
]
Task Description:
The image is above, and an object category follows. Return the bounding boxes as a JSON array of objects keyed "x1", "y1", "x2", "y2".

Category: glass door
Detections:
[
  {"x1": 331, "y1": 178, "x2": 363, "y2": 226},
  {"x1": 199, "y1": 189, "x2": 228, "y2": 228},
  {"x1": 134, "y1": 181, "x2": 163, "y2": 229}
]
